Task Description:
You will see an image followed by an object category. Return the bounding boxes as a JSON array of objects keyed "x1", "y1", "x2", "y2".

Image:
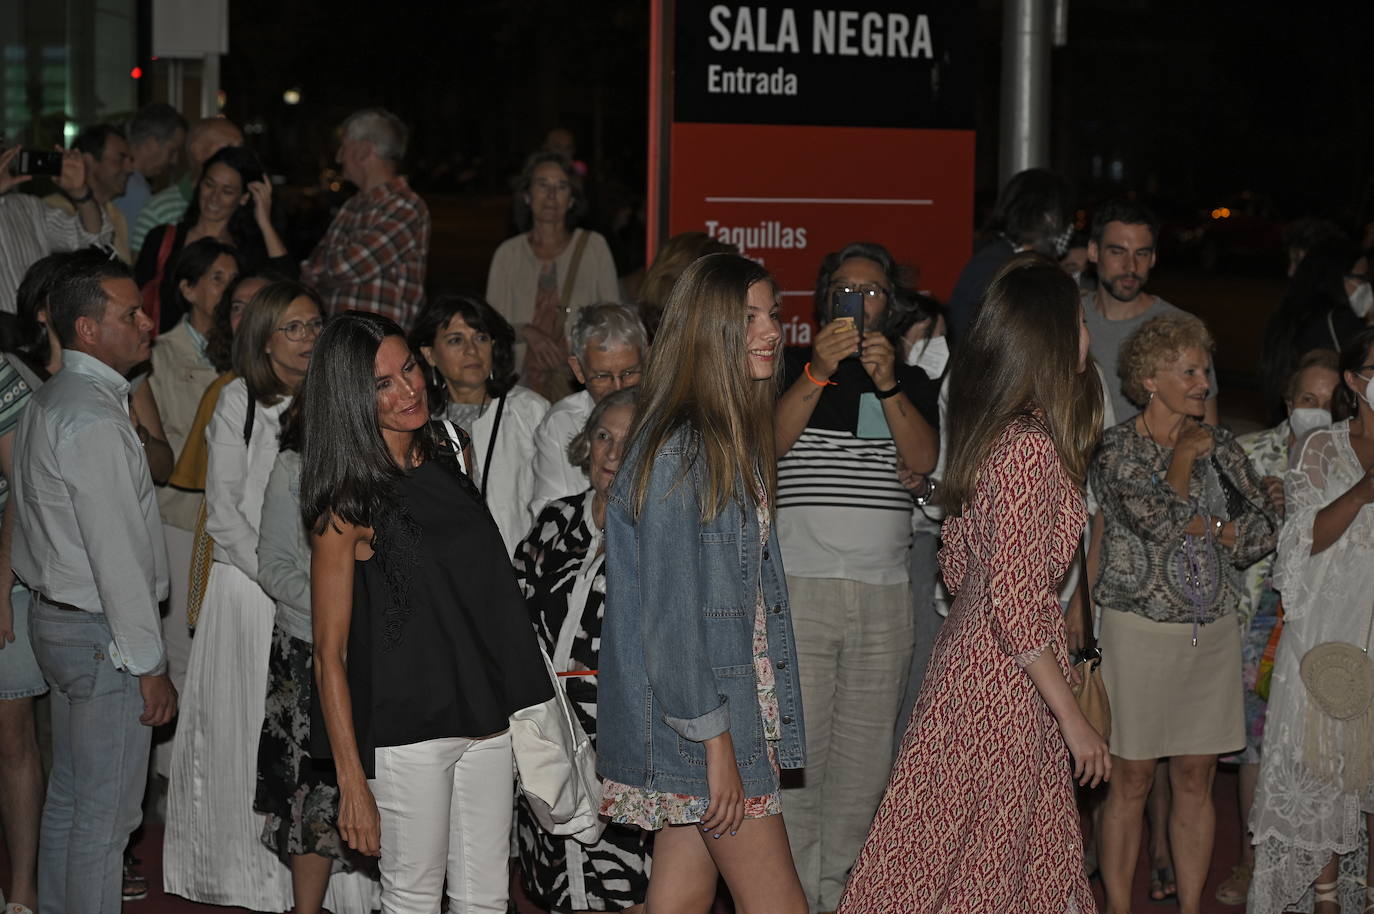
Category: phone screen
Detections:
[{"x1": 16, "y1": 149, "x2": 63, "y2": 177}]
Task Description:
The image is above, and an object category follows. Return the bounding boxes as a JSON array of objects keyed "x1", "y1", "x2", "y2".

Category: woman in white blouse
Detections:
[
  {"x1": 1249, "y1": 327, "x2": 1374, "y2": 914},
  {"x1": 163, "y1": 281, "x2": 324, "y2": 909},
  {"x1": 409, "y1": 293, "x2": 549, "y2": 554}
]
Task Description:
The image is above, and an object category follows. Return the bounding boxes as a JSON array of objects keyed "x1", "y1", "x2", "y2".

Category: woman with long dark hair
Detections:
[
  {"x1": 302, "y1": 312, "x2": 549, "y2": 911},
  {"x1": 596, "y1": 252, "x2": 807, "y2": 913},
  {"x1": 135, "y1": 145, "x2": 295, "y2": 332},
  {"x1": 839, "y1": 254, "x2": 1110, "y2": 913}
]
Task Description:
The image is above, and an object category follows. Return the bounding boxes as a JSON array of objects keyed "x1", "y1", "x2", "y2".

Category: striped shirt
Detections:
[
  {"x1": 777, "y1": 427, "x2": 915, "y2": 585},
  {"x1": 0, "y1": 191, "x2": 113, "y2": 313},
  {"x1": 776, "y1": 349, "x2": 940, "y2": 586},
  {"x1": 130, "y1": 178, "x2": 190, "y2": 256}
]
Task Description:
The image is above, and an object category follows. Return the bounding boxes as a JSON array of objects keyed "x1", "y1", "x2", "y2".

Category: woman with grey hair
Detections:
[
  {"x1": 530, "y1": 303, "x2": 648, "y2": 516},
  {"x1": 512, "y1": 387, "x2": 650, "y2": 912},
  {"x1": 1091, "y1": 312, "x2": 1279, "y2": 914},
  {"x1": 486, "y1": 151, "x2": 620, "y2": 401}
]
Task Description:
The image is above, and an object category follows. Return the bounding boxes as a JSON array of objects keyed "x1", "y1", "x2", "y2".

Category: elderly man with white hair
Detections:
[
  {"x1": 528, "y1": 302, "x2": 647, "y2": 516},
  {"x1": 302, "y1": 107, "x2": 430, "y2": 327}
]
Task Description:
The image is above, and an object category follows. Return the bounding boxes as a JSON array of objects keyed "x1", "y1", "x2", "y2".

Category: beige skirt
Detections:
[{"x1": 1099, "y1": 608, "x2": 1245, "y2": 760}]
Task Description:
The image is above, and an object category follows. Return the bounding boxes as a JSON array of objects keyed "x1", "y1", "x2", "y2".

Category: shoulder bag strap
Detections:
[
  {"x1": 1079, "y1": 543, "x2": 1099, "y2": 656},
  {"x1": 559, "y1": 229, "x2": 592, "y2": 306},
  {"x1": 478, "y1": 392, "x2": 507, "y2": 503},
  {"x1": 241, "y1": 394, "x2": 256, "y2": 446},
  {"x1": 440, "y1": 419, "x2": 469, "y2": 474}
]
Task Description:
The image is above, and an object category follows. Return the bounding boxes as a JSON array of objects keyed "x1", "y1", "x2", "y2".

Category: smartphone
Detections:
[
  {"x1": 831, "y1": 290, "x2": 865, "y2": 359},
  {"x1": 12, "y1": 148, "x2": 63, "y2": 177}
]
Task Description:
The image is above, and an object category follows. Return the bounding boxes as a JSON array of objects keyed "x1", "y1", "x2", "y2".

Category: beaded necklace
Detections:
[{"x1": 1141, "y1": 411, "x2": 1219, "y2": 646}]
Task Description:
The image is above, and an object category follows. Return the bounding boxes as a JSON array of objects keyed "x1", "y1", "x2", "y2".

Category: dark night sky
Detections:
[{"x1": 220, "y1": 0, "x2": 1373, "y2": 231}]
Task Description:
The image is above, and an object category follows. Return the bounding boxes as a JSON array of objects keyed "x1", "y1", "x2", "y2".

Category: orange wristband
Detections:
[{"x1": 804, "y1": 361, "x2": 837, "y2": 387}]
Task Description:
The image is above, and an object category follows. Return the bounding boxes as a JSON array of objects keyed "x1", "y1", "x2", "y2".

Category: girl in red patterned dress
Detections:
[{"x1": 839, "y1": 254, "x2": 1112, "y2": 913}]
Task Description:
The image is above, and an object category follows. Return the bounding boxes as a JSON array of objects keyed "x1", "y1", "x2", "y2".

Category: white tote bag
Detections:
[
  {"x1": 440, "y1": 418, "x2": 605, "y2": 842},
  {"x1": 510, "y1": 646, "x2": 606, "y2": 844}
]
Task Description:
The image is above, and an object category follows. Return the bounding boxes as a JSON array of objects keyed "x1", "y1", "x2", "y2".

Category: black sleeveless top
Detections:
[{"x1": 335, "y1": 454, "x2": 552, "y2": 778}]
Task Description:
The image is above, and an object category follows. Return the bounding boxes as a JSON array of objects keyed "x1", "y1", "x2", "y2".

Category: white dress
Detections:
[
  {"x1": 162, "y1": 381, "x2": 377, "y2": 911},
  {"x1": 1250, "y1": 422, "x2": 1374, "y2": 914}
]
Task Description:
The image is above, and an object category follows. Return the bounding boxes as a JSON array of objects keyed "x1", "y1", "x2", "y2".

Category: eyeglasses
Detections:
[
  {"x1": 586, "y1": 367, "x2": 642, "y2": 386},
  {"x1": 533, "y1": 178, "x2": 571, "y2": 195},
  {"x1": 828, "y1": 282, "x2": 890, "y2": 300},
  {"x1": 276, "y1": 317, "x2": 324, "y2": 341}
]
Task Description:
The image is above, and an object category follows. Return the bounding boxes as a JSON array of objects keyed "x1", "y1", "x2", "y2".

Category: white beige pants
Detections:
[{"x1": 369, "y1": 730, "x2": 514, "y2": 914}]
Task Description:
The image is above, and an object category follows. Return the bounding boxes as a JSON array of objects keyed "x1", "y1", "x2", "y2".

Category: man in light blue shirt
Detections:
[{"x1": 11, "y1": 250, "x2": 176, "y2": 913}]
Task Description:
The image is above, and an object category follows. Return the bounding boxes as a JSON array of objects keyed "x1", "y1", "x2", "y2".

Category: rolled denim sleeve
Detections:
[
  {"x1": 636, "y1": 450, "x2": 729, "y2": 742},
  {"x1": 62, "y1": 421, "x2": 166, "y2": 676}
]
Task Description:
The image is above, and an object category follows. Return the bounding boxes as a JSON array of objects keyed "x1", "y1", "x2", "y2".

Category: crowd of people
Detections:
[{"x1": 0, "y1": 99, "x2": 1371, "y2": 914}]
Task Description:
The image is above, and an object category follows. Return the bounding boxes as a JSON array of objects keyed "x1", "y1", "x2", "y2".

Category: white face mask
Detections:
[
  {"x1": 906, "y1": 334, "x2": 950, "y2": 377},
  {"x1": 1288, "y1": 407, "x2": 1331, "y2": 440},
  {"x1": 1350, "y1": 282, "x2": 1373, "y2": 319},
  {"x1": 1362, "y1": 375, "x2": 1374, "y2": 412}
]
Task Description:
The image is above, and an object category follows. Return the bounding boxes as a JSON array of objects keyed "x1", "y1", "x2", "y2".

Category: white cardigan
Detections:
[
  {"x1": 455, "y1": 385, "x2": 550, "y2": 555},
  {"x1": 204, "y1": 378, "x2": 287, "y2": 576}
]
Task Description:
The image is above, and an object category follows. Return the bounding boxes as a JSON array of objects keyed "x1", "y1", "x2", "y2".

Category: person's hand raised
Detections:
[{"x1": 810, "y1": 319, "x2": 858, "y2": 382}]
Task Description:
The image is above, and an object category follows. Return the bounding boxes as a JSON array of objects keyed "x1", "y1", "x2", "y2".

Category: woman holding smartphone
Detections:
[{"x1": 596, "y1": 253, "x2": 808, "y2": 913}]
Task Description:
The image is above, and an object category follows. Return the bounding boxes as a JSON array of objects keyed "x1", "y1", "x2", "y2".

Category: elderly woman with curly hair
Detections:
[
  {"x1": 1090, "y1": 312, "x2": 1280, "y2": 914},
  {"x1": 485, "y1": 151, "x2": 620, "y2": 400}
]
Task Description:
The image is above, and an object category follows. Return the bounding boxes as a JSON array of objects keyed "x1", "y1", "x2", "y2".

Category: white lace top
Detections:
[{"x1": 1249, "y1": 421, "x2": 1374, "y2": 914}]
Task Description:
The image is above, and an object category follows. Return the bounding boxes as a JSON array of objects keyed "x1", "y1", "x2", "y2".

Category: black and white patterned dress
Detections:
[{"x1": 513, "y1": 490, "x2": 650, "y2": 911}]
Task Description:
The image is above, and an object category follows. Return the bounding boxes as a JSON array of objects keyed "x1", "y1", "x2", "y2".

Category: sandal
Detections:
[
  {"x1": 1313, "y1": 879, "x2": 1338, "y2": 913},
  {"x1": 1214, "y1": 861, "x2": 1252, "y2": 906},
  {"x1": 1149, "y1": 866, "x2": 1177, "y2": 904}
]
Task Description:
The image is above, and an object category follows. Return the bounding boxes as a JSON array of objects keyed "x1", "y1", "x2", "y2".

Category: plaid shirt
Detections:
[{"x1": 302, "y1": 176, "x2": 430, "y2": 327}]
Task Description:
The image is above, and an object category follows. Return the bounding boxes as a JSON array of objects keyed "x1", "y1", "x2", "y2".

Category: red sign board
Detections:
[
  {"x1": 649, "y1": 2, "x2": 977, "y2": 340},
  {"x1": 668, "y1": 122, "x2": 974, "y2": 343}
]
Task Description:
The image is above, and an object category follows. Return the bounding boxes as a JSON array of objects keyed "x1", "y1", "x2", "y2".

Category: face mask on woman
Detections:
[
  {"x1": 1350, "y1": 282, "x2": 1373, "y2": 319},
  {"x1": 905, "y1": 334, "x2": 950, "y2": 377},
  {"x1": 1288, "y1": 407, "x2": 1332, "y2": 439}
]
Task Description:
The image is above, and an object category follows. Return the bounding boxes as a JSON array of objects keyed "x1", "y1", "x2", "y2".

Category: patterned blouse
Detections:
[
  {"x1": 1090, "y1": 420, "x2": 1279, "y2": 624},
  {"x1": 0, "y1": 357, "x2": 34, "y2": 508},
  {"x1": 1236, "y1": 420, "x2": 1289, "y2": 626}
]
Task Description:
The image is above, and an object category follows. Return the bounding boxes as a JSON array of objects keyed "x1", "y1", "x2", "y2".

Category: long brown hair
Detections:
[
  {"x1": 941, "y1": 253, "x2": 1102, "y2": 514},
  {"x1": 627, "y1": 253, "x2": 778, "y2": 521}
]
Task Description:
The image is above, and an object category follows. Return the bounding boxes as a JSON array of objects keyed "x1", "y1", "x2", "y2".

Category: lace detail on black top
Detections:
[{"x1": 372, "y1": 490, "x2": 422, "y2": 652}]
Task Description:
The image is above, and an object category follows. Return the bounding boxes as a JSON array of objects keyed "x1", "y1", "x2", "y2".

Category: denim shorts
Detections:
[{"x1": 0, "y1": 586, "x2": 50, "y2": 699}]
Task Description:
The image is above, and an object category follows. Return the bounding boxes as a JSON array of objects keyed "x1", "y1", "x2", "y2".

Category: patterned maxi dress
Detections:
[{"x1": 839, "y1": 419, "x2": 1095, "y2": 914}]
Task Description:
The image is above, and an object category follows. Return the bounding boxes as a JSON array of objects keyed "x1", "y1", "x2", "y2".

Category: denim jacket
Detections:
[{"x1": 596, "y1": 426, "x2": 806, "y2": 798}]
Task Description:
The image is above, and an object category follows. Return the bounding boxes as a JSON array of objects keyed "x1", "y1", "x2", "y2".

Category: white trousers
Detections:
[{"x1": 369, "y1": 730, "x2": 514, "y2": 914}]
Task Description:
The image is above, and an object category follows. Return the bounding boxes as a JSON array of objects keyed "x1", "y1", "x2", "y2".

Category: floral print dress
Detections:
[{"x1": 601, "y1": 487, "x2": 782, "y2": 829}]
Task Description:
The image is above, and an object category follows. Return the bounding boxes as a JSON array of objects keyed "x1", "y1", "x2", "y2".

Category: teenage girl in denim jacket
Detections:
[{"x1": 596, "y1": 253, "x2": 808, "y2": 913}]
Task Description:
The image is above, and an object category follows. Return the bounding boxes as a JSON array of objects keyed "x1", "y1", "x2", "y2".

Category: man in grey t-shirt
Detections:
[{"x1": 1083, "y1": 198, "x2": 1219, "y2": 425}]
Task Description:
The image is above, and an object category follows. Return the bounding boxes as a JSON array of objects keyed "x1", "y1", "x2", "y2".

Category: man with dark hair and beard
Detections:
[{"x1": 1083, "y1": 198, "x2": 1218, "y2": 425}]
